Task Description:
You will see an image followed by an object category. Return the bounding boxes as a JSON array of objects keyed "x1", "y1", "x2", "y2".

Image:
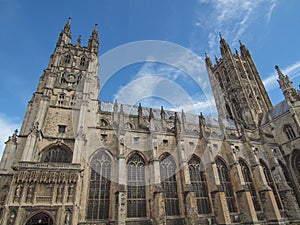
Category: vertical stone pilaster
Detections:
[
  {"x1": 229, "y1": 148, "x2": 258, "y2": 224},
  {"x1": 206, "y1": 147, "x2": 231, "y2": 224},
  {"x1": 152, "y1": 185, "x2": 167, "y2": 225},
  {"x1": 252, "y1": 164, "x2": 282, "y2": 224},
  {"x1": 115, "y1": 186, "x2": 126, "y2": 225},
  {"x1": 272, "y1": 162, "x2": 300, "y2": 221},
  {"x1": 184, "y1": 188, "x2": 199, "y2": 225}
]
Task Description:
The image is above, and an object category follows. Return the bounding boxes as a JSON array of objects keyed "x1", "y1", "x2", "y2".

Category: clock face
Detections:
[{"x1": 64, "y1": 73, "x2": 78, "y2": 83}]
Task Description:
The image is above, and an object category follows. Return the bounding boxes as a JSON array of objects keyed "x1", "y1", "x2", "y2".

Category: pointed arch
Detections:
[
  {"x1": 239, "y1": 159, "x2": 261, "y2": 211},
  {"x1": 159, "y1": 152, "x2": 180, "y2": 216},
  {"x1": 87, "y1": 150, "x2": 112, "y2": 220},
  {"x1": 283, "y1": 124, "x2": 296, "y2": 140},
  {"x1": 215, "y1": 157, "x2": 237, "y2": 212},
  {"x1": 64, "y1": 53, "x2": 71, "y2": 64},
  {"x1": 127, "y1": 152, "x2": 147, "y2": 218},
  {"x1": 80, "y1": 56, "x2": 86, "y2": 66},
  {"x1": 25, "y1": 212, "x2": 54, "y2": 225},
  {"x1": 260, "y1": 159, "x2": 283, "y2": 210},
  {"x1": 40, "y1": 144, "x2": 72, "y2": 163},
  {"x1": 188, "y1": 154, "x2": 211, "y2": 214}
]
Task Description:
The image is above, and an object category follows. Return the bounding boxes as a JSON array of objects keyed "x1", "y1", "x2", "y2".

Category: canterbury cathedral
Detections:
[{"x1": 1, "y1": 19, "x2": 300, "y2": 225}]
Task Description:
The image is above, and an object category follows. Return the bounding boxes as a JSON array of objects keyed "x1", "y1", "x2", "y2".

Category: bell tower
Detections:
[
  {"x1": 1, "y1": 18, "x2": 100, "y2": 168},
  {"x1": 206, "y1": 34, "x2": 272, "y2": 129}
]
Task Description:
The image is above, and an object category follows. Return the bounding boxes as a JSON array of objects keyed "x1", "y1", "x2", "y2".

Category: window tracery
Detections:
[
  {"x1": 160, "y1": 154, "x2": 180, "y2": 216},
  {"x1": 283, "y1": 125, "x2": 296, "y2": 140},
  {"x1": 42, "y1": 146, "x2": 71, "y2": 163},
  {"x1": 216, "y1": 158, "x2": 237, "y2": 212},
  {"x1": 188, "y1": 156, "x2": 211, "y2": 214},
  {"x1": 25, "y1": 213, "x2": 53, "y2": 225},
  {"x1": 87, "y1": 151, "x2": 111, "y2": 220},
  {"x1": 127, "y1": 153, "x2": 146, "y2": 217},
  {"x1": 239, "y1": 160, "x2": 261, "y2": 211}
]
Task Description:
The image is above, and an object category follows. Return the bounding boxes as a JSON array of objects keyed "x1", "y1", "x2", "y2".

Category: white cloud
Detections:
[
  {"x1": 114, "y1": 61, "x2": 216, "y2": 115},
  {"x1": 0, "y1": 114, "x2": 20, "y2": 158},
  {"x1": 263, "y1": 61, "x2": 300, "y2": 91},
  {"x1": 195, "y1": 0, "x2": 279, "y2": 55}
]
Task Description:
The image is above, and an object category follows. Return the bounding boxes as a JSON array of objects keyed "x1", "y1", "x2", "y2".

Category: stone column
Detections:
[
  {"x1": 150, "y1": 136, "x2": 166, "y2": 225},
  {"x1": 206, "y1": 146, "x2": 231, "y2": 224},
  {"x1": 178, "y1": 140, "x2": 199, "y2": 225},
  {"x1": 115, "y1": 133, "x2": 127, "y2": 225}
]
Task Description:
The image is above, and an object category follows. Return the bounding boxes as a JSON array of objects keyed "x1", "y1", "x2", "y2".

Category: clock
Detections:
[{"x1": 64, "y1": 73, "x2": 78, "y2": 83}]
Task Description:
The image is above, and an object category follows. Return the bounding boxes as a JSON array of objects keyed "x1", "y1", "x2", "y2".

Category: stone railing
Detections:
[{"x1": 13, "y1": 161, "x2": 81, "y2": 171}]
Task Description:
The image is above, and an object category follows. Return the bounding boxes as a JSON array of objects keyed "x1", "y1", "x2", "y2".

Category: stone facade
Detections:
[{"x1": 1, "y1": 19, "x2": 300, "y2": 225}]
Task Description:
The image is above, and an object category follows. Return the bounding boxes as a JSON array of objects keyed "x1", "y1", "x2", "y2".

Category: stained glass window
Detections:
[
  {"x1": 87, "y1": 151, "x2": 111, "y2": 220},
  {"x1": 216, "y1": 158, "x2": 237, "y2": 212},
  {"x1": 43, "y1": 146, "x2": 71, "y2": 163},
  {"x1": 239, "y1": 160, "x2": 261, "y2": 211},
  {"x1": 188, "y1": 156, "x2": 211, "y2": 214},
  {"x1": 127, "y1": 153, "x2": 146, "y2": 217},
  {"x1": 160, "y1": 154, "x2": 180, "y2": 216}
]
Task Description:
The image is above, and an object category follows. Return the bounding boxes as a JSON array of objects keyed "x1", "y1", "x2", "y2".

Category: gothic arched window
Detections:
[
  {"x1": 26, "y1": 213, "x2": 53, "y2": 225},
  {"x1": 260, "y1": 160, "x2": 283, "y2": 210},
  {"x1": 58, "y1": 93, "x2": 65, "y2": 106},
  {"x1": 42, "y1": 146, "x2": 71, "y2": 163},
  {"x1": 127, "y1": 153, "x2": 146, "y2": 218},
  {"x1": 160, "y1": 154, "x2": 180, "y2": 216},
  {"x1": 87, "y1": 151, "x2": 111, "y2": 220},
  {"x1": 64, "y1": 54, "x2": 71, "y2": 64},
  {"x1": 80, "y1": 56, "x2": 86, "y2": 66},
  {"x1": 283, "y1": 125, "x2": 296, "y2": 140},
  {"x1": 239, "y1": 160, "x2": 261, "y2": 211},
  {"x1": 222, "y1": 67, "x2": 230, "y2": 83},
  {"x1": 188, "y1": 156, "x2": 211, "y2": 214},
  {"x1": 216, "y1": 158, "x2": 237, "y2": 212}
]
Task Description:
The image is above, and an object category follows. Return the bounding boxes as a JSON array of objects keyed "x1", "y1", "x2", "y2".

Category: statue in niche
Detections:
[
  {"x1": 15, "y1": 184, "x2": 22, "y2": 198},
  {"x1": 26, "y1": 183, "x2": 34, "y2": 202},
  {"x1": 64, "y1": 211, "x2": 71, "y2": 225}
]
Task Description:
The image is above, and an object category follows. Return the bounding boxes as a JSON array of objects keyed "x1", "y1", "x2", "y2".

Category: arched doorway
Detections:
[{"x1": 25, "y1": 213, "x2": 53, "y2": 225}]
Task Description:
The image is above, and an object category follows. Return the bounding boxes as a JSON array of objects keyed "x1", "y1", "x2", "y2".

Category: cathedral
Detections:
[{"x1": 1, "y1": 19, "x2": 300, "y2": 225}]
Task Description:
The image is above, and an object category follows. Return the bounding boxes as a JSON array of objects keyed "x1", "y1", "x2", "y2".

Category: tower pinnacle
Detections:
[
  {"x1": 56, "y1": 17, "x2": 72, "y2": 46},
  {"x1": 88, "y1": 23, "x2": 99, "y2": 54}
]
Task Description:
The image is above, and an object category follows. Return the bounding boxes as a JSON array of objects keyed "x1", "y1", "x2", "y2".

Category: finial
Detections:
[
  {"x1": 235, "y1": 48, "x2": 239, "y2": 55},
  {"x1": 67, "y1": 17, "x2": 72, "y2": 24},
  {"x1": 275, "y1": 65, "x2": 283, "y2": 76},
  {"x1": 219, "y1": 32, "x2": 222, "y2": 39},
  {"x1": 77, "y1": 35, "x2": 81, "y2": 46},
  {"x1": 239, "y1": 40, "x2": 243, "y2": 46},
  {"x1": 160, "y1": 106, "x2": 166, "y2": 120},
  {"x1": 215, "y1": 55, "x2": 219, "y2": 63}
]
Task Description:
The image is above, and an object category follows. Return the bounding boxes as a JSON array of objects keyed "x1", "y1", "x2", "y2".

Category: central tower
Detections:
[{"x1": 206, "y1": 35, "x2": 272, "y2": 129}]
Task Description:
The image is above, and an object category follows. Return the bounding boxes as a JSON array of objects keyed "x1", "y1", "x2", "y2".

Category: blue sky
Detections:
[{"x1": 1, "y1": 0, "x2": 300, "y2": 155}]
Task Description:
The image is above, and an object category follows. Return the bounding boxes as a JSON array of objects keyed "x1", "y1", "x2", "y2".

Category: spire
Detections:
[
  {"x1": 160, "y1": 106, "x2": 166, "y2": 120},
  {"x1": 138, "y1": 103, "x2": 143, "y2": 126},
  {"x1": 205, "y1": 52, "x2": 213, "y2": 68},
  {"x1": 88, "y1": 23, "x2": 99, "y2": 54},
  {"x1": 239, "y1": 39, "x2": 249, "y2": 57},
  {"x1": 56, "y1": 17, "x2": 72, "y2": 46},
  {"x1": 219, "y1": 32, "x2": 231, "y2": 56},
  {"x1": 276, "y1": 65, "x2": 299, "y2": 103},
  {"x1": 76, "y1": 35, "x2": 81, "y2": 47},
  {"x1": 149, "y1": 108, "x2": 154, "y2": 121}
]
